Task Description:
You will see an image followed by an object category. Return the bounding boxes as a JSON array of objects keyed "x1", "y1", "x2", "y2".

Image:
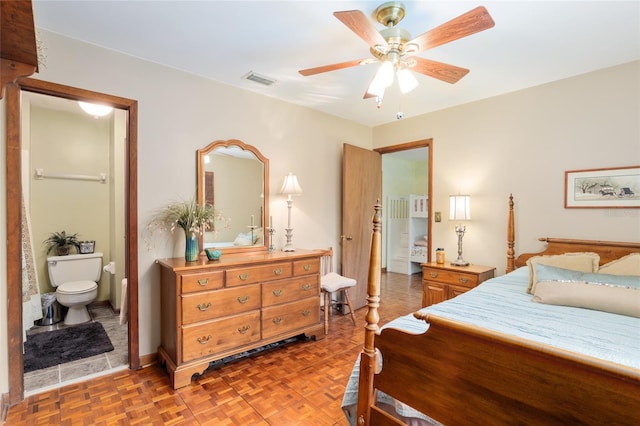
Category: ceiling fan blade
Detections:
[
  {"x1": 409, "y1": 6, "x2": 495, "y2": 52},
  {"x1": 334, "y1": 10, "x2": 388, "y2": 48},
  {"x1": 412, "y1": 57, "x2": 469, "y2": 84},
  {"x1": 299, "y1": 59, "x2": 368, "y2": 76},
  {"x1": 363, "y1": 76, "x2": 376, "y2": 99}
]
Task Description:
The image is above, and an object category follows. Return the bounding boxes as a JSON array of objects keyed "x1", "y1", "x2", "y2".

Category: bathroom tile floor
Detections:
[{"x1": 23, "y1": 304, "x2": 129, "y2": 396}]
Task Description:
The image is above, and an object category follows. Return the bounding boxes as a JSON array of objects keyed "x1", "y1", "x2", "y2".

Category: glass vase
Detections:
[{"x1": 185, "y1": 234, "x2": 199, "y2": 262}]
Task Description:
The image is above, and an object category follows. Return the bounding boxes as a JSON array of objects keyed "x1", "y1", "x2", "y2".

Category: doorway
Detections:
[
  {"x1": 381, "y1": 146, "x2": 430, "y2": 274},
  {"x1": 5, "y1": 79, "x2": 139, "y2": 404},
  {"x1": 341, "y1": 139, "x2": 432, "y2": 311}
]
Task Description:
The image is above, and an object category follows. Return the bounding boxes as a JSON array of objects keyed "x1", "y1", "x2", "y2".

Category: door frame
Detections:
[
  {"x1": 5, "y1": 79, "x2": 139, "y2": 404},
  {"x1": 375, "y1": 138, "x2": 433, "y2": 263}
]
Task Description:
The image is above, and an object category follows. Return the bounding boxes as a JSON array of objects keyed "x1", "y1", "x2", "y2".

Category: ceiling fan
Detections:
[{"x1": 299, "y1": 2, "x2": 495, "y2": 106}]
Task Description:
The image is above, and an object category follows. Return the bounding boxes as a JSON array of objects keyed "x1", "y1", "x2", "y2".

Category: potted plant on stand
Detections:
[
  {"x1": 148, "y1": 199, "x2": 222, "y2": 262},
  {"x1": 43, "y1": 230, "x2": 81, "y2": 256}
]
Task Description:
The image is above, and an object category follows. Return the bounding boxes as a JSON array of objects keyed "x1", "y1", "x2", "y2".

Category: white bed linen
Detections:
[{"x1": 341, "y1": 266, "x2": 640, "y2": 424}]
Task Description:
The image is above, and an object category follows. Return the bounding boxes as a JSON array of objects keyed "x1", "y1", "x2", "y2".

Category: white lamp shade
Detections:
[
  {"x1": 449, "y1": 195, "x2": 471, "y2": 221},
  {"x1": 78, "y1": 101, "x2": 113, "y2": 117},
  {"x1": 374, "y1": 61, "x2": 395, "y2": 88},
  {"x1": 367, "y1": 80, "x2": 386, "y2": 98},
  {"x1": 397, "y1": 68, "x2": 418, "y2": 94},
  {"x1": 280, "y1": 172, "x2": 303, "y2": 196}
]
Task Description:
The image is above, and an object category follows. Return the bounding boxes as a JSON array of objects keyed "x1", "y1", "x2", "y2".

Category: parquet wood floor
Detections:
[{"x1": 5, "y1": 271, "x2": 423, "y2": 426}]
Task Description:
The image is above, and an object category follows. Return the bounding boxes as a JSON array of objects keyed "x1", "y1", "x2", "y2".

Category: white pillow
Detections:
[
  {"x1": 533, "y1": 280, "x2": 640, "y2": 318},
  {"x1": 598, "y1": 253, "x2": 640, "y2": 276}
]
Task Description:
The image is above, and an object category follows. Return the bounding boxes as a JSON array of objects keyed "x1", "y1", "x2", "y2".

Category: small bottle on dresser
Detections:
[{"x1": 436, "y1": 248, "x2": 445, "y2": 264}]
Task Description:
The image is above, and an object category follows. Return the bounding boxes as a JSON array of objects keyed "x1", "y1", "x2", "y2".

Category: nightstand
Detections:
[{"x1": 422, "y1": 262, "x2": 495, "y2": 307}]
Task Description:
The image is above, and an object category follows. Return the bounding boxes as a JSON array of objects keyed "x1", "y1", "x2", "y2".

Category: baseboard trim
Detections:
[
  {"x1": 139, "y1": 352, "x2": 157, "y2": 368},
  {"x1": 88, "y1": 300, "x2": 120, "y2": 315}
]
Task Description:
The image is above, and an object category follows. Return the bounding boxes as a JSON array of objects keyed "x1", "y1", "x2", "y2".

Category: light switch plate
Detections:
[{"x1": 435, "y1": 212, "x2": 441, "y2": 222}]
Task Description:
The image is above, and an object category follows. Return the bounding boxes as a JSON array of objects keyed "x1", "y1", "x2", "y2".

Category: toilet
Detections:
[{"x1": 47, "y1": 252, "x2": 103, "y2": 325}]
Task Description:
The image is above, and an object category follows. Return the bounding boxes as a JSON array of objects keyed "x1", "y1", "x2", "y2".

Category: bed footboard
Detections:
[{"x1": 374, "y1": 313, "x2": 640, "y2": 425}]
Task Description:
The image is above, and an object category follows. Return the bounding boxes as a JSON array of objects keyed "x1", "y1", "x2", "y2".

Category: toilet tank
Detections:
[{"x1": 47, "y1": 252, "x2": 103, "y2": 287}]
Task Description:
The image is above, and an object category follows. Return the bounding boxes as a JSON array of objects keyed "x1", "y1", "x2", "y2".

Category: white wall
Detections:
[
  {"x1": 29, "y1": 106, "x2": 111, "y2": 300},
  {"x1": 373, "y1": 61, "x2": 640, "y2": 274}
]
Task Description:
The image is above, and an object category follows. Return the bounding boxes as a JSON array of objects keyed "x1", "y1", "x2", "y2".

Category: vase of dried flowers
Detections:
[
  {"x1": 184, "y1": 234, "x2": 199, "y2": 262},
  {"x1": 148, "y1": 199, "x2": 220, "y2": 262}
]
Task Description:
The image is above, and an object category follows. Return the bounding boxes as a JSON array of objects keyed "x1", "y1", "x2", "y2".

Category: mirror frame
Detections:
[{"x1": 197, "y1": 139, "x2": 269, "y2": 254}]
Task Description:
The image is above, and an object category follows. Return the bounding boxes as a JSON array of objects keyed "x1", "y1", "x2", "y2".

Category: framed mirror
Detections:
[{"x1": 197, "y1": 139, "x2": 269, "y2": 254}]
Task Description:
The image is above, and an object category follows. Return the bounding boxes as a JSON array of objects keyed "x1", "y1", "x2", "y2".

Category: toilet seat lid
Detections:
[{"x1": 57, "y1": 280, "x2": 97, "y2": 294}]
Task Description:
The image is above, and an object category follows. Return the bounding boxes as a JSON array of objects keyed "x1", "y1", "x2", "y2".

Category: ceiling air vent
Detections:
[{"x1": 242, "y1": 71, "x2": 277, "y2": 86}]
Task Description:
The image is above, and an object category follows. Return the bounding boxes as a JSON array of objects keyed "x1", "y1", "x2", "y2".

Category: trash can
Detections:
[{"x1": 36, "y1": 292, "x2": 63, "y2": 326}]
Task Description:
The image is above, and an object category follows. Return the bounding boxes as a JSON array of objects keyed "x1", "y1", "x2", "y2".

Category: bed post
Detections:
[
  {"x1": 356, "y1": 201, "x2": 382, "y2": 426},
  {"x1": 506, "y1": 194, "x2": 515, "y2": 273}
]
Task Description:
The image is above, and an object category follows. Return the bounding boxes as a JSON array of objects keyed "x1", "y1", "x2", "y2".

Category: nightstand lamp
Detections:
[{"x1": 449, "y1": 195, "x2": 471, "y2": 266}]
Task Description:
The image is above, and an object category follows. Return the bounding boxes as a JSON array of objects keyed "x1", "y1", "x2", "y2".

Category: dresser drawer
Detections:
[
  {"x1": 262, "y1": 297, "x2": 319, "y2": 339},
  {"x1": 423, "y1": 268, "x2": 479, "y2": 288},
  {"x1": 293, "y1": 258, "x2": 320, "y2": 276},
  {"x1": 182, "y1": 311, "x2": 261, "y2": 362},
  {"x1": 181, "y1": 271, "x2": 224, "y2": 293},
  {"x1": 225, "y1": 262, "x2": 292, "y2": 286},
  {"x1": 181, "y1": 284, "x2": 261, "y2": 325},
  {"x1": 262, "y1": 275, "x2": 319, "y2": 307}
]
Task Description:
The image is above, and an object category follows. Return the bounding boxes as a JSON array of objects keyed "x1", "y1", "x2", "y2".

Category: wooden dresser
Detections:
[
  {"x1": 157, "y1": 249, "x2": 324, "y2": 389},
  {"x1": 422, "y1": 262, "x2": 495, "y2": 307}
]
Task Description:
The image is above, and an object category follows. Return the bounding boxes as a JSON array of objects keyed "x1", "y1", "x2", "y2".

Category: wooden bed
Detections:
[{"x1": 356, "y1": 195, "x2": 640, "y2": 425}]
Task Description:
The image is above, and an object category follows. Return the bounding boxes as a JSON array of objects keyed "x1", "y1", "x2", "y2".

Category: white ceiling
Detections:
[{"x1": 32, "y1": 1, "x2": 640, "y2": 127}]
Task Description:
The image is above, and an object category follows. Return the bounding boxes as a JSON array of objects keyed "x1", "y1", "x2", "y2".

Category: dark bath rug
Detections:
[{"x1": 23, "y1": 321, "x2": 114, "y2": 373}]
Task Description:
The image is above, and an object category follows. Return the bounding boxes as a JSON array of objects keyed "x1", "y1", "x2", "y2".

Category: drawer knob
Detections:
[
  {"x1": 237, "y1": 296, "x2": 250, "y2": 304},
  {"x1": 197, "y1": 278, "x2": 209, "y2": 286},
  {"x1": 196, "y1": 302, "x2": 211, "y2": 311},
  {"x1": 272, "y1": 317, "x2": 283, "y2": 324},
  {"x1": 430, "y1": 272, "x2": 438, "y2": 278},
  {"x1": 302, "y1": 310, "x2": 310, "y2": 317},
  {"x1": 301, "y1": 283, "x2": 311, "y2": 291},
  {"x1": 273, "y1": 268, "x2": 283, "y2": 276},
  {"x1": 237, "y1": 325, "x2": 250, "y2": 334},
  {"x1": 303, "y1": 264, "x2": 311, "y2": 271},
  {"x1": 238, "y1": 273, "x2": 249, "y2": 281},
  {"x1": 459, "y1": 277, "x2": 469, "y2": 284},
  {"x1": 197, "y1": 335, "x2": 212, "y2": 344},
  {"x1": 272, "y1": 289, "x2": 283, "y2": 297}
]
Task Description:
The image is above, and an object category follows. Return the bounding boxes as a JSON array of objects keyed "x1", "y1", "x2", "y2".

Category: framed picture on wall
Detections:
[{"x1": 565, "y1": 165, "x2": 640, "y2": 208}]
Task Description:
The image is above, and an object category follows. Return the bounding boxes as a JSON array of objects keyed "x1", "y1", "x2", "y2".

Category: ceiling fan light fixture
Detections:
[
  {"x1": 78, "y1": 101, "x2": 113, "y2": 118},
  {"x1": 397, "y1": 68, "x2": 418, "y2": 94},
  {"x1": 373, "y1": 60, "x2": 395, "y2": 89},
  {"x1": 300, "y1": 4, "x2": 496, "y2": 109}
]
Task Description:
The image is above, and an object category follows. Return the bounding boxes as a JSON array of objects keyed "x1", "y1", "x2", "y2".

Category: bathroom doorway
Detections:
[{"x1": 5, "y1": 79, "x2": 139, "y2": 404}]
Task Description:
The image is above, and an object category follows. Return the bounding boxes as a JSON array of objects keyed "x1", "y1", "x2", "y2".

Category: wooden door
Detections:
[{"x1": 342, "y1": 144, "x2": 382, "y2": 310}]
